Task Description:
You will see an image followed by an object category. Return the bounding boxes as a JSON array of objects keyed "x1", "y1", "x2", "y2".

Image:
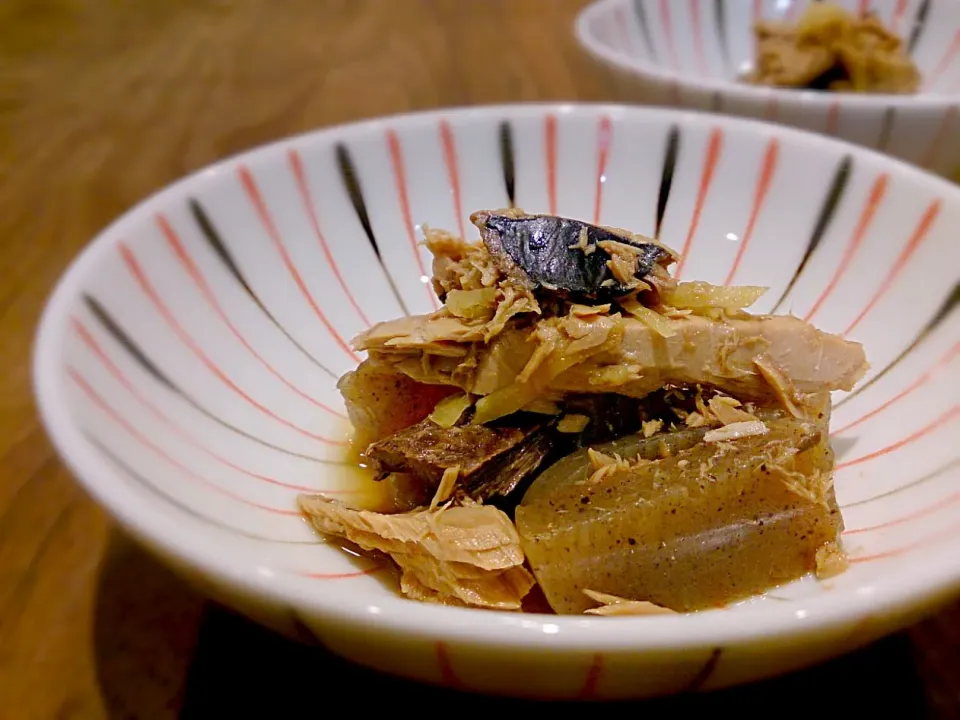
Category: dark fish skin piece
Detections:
[
  {"x1": 456, "y1": 428, "x2": 555, "y2": 503},
  {"x1": 363, "y1": 415, "x2": 557, "y2": 505},
  {"x1": 364, "y1": 419, "x2": 535, "y2": 485},
  {"x1": 471, "y1": 211, "x2": 672, "y2": 298}
]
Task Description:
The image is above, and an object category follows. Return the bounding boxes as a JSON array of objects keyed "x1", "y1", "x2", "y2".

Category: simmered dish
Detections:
[
  {"x1": 299, "y1": 209, "x2": 869, "y2": 616},
  {"x1": 746, "y1": 2, "x2": 920, "y2": 94}
]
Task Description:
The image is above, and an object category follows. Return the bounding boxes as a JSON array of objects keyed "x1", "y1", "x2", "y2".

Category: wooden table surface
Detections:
[{"x1": 1, "y1": 1, "x2": 959, "y2": 717}]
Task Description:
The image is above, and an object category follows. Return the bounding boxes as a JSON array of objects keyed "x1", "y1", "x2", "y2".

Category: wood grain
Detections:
[{"x1": 0, "y1": 1, "x2": 957, "y2": 717}]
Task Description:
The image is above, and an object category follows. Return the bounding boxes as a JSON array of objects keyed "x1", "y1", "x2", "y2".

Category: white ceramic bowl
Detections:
[
  {"x1": 34, "y1": 103, "x2": 960, "y2": 699},
  {"x1": 576, "y1": 0, "x2": 960, "y2": 178}
]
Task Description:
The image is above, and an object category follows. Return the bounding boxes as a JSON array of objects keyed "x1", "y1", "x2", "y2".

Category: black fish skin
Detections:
[{"x1": 471, "y1": 211, "x2": 671, "y2": 299}]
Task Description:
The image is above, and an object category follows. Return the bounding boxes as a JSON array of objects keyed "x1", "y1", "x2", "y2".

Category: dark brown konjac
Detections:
[
  {"x1": 746, "y1": 2, "x2": 921, "y2": 94},
  {"x1": 299, "y1": 209, "x2": 868, "y2": 616}
]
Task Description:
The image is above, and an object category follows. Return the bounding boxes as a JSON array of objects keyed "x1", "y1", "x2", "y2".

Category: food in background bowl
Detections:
[
  {"x1": 298, "y1": 209, "x2": 868, "y2": 615},
  {"x1": 746, "y1": 2, "x2": 920, "y2": 93}
]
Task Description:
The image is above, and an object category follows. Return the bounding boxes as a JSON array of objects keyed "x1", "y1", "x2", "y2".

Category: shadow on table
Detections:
[
  {"x1": 91, "y1": 532, "x2": 207, "y2": 718},
  {"x1": 177, "y1": 608, "x2": 935, "y2": 715},
  {"x1": 91, "y1": 534, "x2": 955, "y2": 718}
]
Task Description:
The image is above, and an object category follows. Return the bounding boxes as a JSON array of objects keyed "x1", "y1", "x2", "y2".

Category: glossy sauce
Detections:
[
  {"x1": 336, "y1": 433, "x2": 393, "y2": 511},
  {"x1": 333, "y1": 426, "x2": 433, "y2": 513}
]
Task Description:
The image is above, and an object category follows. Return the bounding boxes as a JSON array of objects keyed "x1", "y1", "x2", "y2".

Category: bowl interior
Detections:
[
  {"x1": 583, "y1": 0, "x2": 960, "y2": 93},
  {"x1": 35, "y1": 104, "x2": 960, "y2": 644}
]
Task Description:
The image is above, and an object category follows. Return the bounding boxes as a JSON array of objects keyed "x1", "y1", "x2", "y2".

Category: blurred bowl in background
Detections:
[{"x1": 576, "y1": 0, "x2": 960, "y2": 178}]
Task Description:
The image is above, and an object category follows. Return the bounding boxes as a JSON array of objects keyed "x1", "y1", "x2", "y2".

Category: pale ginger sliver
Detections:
[
  {"x1": 473, "y1": 315, "x2": 622, "y2": 425},
  {"x1": 570, "y1": 303, "x2": 611, "y2": 317},
  {"x1": 642, "y1": 419, "x2": 664, "y2": 437},
  {"x1": 703, "y1": 420, "x2": 769, "y2": 443},
  {"x1": 815, "y1": 541, "x2": 849, "y2": 579},
  {"x1": 597, "y1": 239, "x2": 648, "y2": 286},
  {"x1": 558, "y1": 414, "x2": 591, "y2": 433},
  {"x1": 588, "y1": 448, "x2": 616, "y2": 470},
  {"x1": 583, "y1": 589, "x2": 676, "y2": 616},
  {"x1": 665, "y1": 281, "x2": 767, "y2": 310},
  {"x1": 445, "y1": 288, "x2": 498, "y2": 319},
  {"x1": 685, "y1": 411, "x2": 707, "y2": 428},
  {"x1": 430, "y1": 466, "x2": 461, "y2": 510},
  {"x1": 708, "y1": 395, "x2": 759, "y2": 425},
  {"x1": 568, "y1": 226, "x2": 593, "y2": 254},
  {"x1": 524, "y1": 399, "x2": 562, "y2": 415},
  {"x1": 429, "y1": 392, "x2": 472, "y2": 428},
  {"x1": 619, "y1": 297, "x2": 676, "y2": 338}
]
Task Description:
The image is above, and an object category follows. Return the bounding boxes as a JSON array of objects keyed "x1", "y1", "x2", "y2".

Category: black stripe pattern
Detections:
[
  {"x1": 710, "y1": 90, "x2": 723, "y2": 113},
  {"x1": 908, "y1": 0, "x2": 931, "y2": 54},
  {"x1": 770, "y1": 155, "x2": 853, "y2": 313},
  {"x1": 288, "y1": 610, "x2": 328, "y2": 646},
  {"x1": 86, "y1": 433, "x2": 314, "y2": 544},
  {"x1": 655, "y1": 124, "x2": 681, "y2": 240},
  {"x1": 335, "y1": 142, "x2": 410, "y2": 316},
  {"x1": 499, "y1": 120, "x2": 517, "y2": 208},
  {"x1": 680, "y1": 648, "x2": 724, "y2": 693},
  {"x1": 713, "y1": 0, "x2": 732, "y2": 75},
  {"x1": 631, "y1": 0, "x2": 657, "y2": 60},
  {"x1": 82, "y1": 294, "x2": 343, "y2": 465},
  {"x1": 841, "y1": 458, "x2": 960, "y2": 509},
  {"x1": 876, "y1": 107, "x2": 896, "y2": 152},
  {"x1": 835, "y1": 280, "x2": 959, "y2": 407},
  {"x1": 189, "y1": 199, "x2": 335, "y2": 378}
]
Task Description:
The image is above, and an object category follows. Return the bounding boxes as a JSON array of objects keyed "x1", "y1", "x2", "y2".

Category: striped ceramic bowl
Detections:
[
  {"x1": 576, "y1": 0, "x2": 960, "y2": 178},
  {"x1": 33, "y1": 104, "x2": 960, "y2": 699}
]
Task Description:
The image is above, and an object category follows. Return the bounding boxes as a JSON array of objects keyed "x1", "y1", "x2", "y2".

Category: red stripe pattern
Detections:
[
  {"x1": 289, "y1": 149, "x2": 372, "y2": 328},
  {"x1": 545, "y1": 114, "x2": 558, "y2": 215},
  {"x1": 833, "y1": 342, "x2": 960, "y2": 436},
  {"x1": 69, "y1": 368, "x2": 301, "y2": 516},
  {"x1": 825, "y1": 102, "x2": 841, "y2": 136},
  {"x1": 724, "y1": 138, "x2": 779, "y2": 286},
  {"x1": 119, "y1": 242, "x2": 347, "y2": 445},
  {"x1": 850, "y1": 524, "x2": 960, "y2": 565},
  {"x1": 298, "y1": 566, "x2": 384, "y2": 580},
  {"x1": 921, "y1": 107, "x2": 959, "y2": 170},
  {"x1": 387, "y1": 130, "x2": 440, "y2": 310},
  {"x1": 803, "y1": 173, "x2": 888, "y2": 324},
  {"x1": 72, "y1": 317, "x2": 348, "y2": 493},
  {"x1": 578, "y1": 654, "x2": 605, "y2": 699},
  {"x1": 157, "y1": 214, "x2": 345, "y2": 418},
  {"x1": 925, "y1": 30, "x2": 960, "y2": 90},
  {"x1": 835, "y1": 407, "x2": 959, "y2": 471},
  {"x1": 439, "y1": 120, "x2": 466, "y2": 241},
  {"x1": 688, "y1": 0, "x2": 708, "y2": 75},
  {"x1": 891, "y1": 0, "x2": 909, "y2": 33},
  {"x1": 843, "y1": 199, "x2": 941, "y2": 336},
  {"x1": 434, "y1": 642, "x2": 463, "y2": 688},
  {"x1": 659, "y1": 0, "x2": 681, "y2": 70},
  {"x1": 613, "y1": 5, "x2": 635, "y2": 56},
  {"x1": 593, "y1": 115, "x2": 613, "y2": 224},
  {"x1": 675, "y1": 128, "x2": 723, "y2": 279},
  {"x1": 239, "y1": 166, "x2": 359, "y2": 361}
]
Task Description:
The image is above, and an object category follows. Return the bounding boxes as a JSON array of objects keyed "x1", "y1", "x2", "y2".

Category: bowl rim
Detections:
[
  {"x1": 575, "y1": 0, "x2": 960, "y2": 111},
  {"x1": 33, "y1": 101, "x2": 960, "y2": 653}
]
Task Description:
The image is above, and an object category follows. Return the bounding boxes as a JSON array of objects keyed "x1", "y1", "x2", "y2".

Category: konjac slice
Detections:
[{"x1": 515, "y1": 416, "x2": 842, "y2": 614}]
